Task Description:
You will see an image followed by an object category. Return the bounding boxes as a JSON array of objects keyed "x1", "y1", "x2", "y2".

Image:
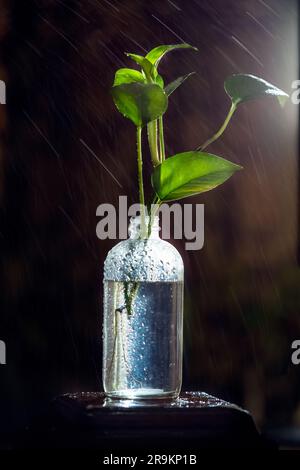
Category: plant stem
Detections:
[
  {"x1": 147, "y1": 120, "x2": 160, "y2": 166},
  {"x1": 148, "y1": 195, "x2": 161, "y2": 237},
  {"x1": 136, "y1": 125, "x2": 146, "y2": 235},
  {"x1": 158, "y1": 116, "x2": 165, "y2": 161},
  {"x1": 198, "y1": 102, "x2": 237, "y2": 151}
]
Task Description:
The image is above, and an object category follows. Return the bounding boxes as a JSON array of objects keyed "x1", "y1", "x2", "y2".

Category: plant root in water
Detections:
[{"x1": 107, "y1": 282, "x2": 142, "y2": 389}]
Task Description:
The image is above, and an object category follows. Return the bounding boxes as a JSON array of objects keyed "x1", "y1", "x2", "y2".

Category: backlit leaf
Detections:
[
  {"x1": 225, "y1": 74, "x2": 289, "y2": 107},
  {"x1": 152, "y1": 151, "x2": 242, "y2": 201},
  {"x1": 113, "y1": 68, "x2": 145, "y2": 87},
  {"x1": 145, "y1": 44, "x2": 197, "y2": 67},
  {"x1": 112, "y1": 82, "x2": 168, "y2": 127},
  {"x1": 126, "y1": 53, "x2": 156, "y2": 81}
]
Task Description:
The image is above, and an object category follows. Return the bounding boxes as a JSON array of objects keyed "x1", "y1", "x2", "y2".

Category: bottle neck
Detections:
[{"x1": 129, "y1": 216, "x2": 160, "y2": 240}]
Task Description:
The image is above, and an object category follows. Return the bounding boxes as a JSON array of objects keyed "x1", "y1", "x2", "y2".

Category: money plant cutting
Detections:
[{"x1": 102, "y1": 43, "x2": 288, "y2": 400}]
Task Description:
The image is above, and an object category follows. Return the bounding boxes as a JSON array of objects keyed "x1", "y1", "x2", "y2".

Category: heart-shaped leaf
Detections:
[
  {"x1": 113, "y1": 68, "x2": 145, "y2": 87},
  {"x1": 152, "y1": 151, "x2": 242, "y2": 201},
  {"x1": 112, "y1": 82, "x2": 168, "y2": 127},
  {"x1": 145, "y1": 44, "x2": 197, "y2": 67},
  {"x1": 165, "y1": 72, "x2": 194, "y2": 96},
  {"x1": 225, "y1": 74, "x2": 289, "y2": 107}
]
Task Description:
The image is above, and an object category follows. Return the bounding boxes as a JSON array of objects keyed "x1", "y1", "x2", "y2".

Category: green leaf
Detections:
[
  {"x1": 152, "y1": 151, "x2": 242, "y2": 201},
  {"x1": 165, "y1": 72, "x2": 194, "y2": 96},
  {"x1": 156, "y1": 74, "x2": 164, "y2": 88},
  {"x1": 224, "y1": 74, "x2": 289, "y2": 107},
  {"x1": 145, "y1": 43, "x2": 197, "y2": 67},
  {"x1": 112, "y1": 82, "x2": 168, "y2": 127},
  {"x1": 113, "y1": 68, "x2": 145, "y2": 87},
  {"x1": 125, "y1": 53, "x2": 145, "y2": 67},
  {"x1": 126, "y1": 53, "x2": 156, "y2": 81}
]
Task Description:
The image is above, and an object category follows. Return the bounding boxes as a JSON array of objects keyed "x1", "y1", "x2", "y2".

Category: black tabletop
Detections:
[{"x1": 22, "y1": 391, "x2": 274, "y2": 450}]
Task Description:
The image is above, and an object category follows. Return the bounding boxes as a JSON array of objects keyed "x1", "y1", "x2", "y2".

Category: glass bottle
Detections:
[{"x1": 103, "y1": 215, "x2": 184, "y2": 400}]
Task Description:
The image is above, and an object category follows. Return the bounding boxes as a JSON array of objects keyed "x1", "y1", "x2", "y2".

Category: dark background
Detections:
[{"x1": 0, "y1": 0, "x2": 298, "y2": 444}]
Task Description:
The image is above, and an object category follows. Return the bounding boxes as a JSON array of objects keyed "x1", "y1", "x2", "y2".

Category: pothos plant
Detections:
[
  {"x1": 107, "y1": 45, "x2": 288, "y2": 379},
  {"x1": 112, "y1": 43, "x2": 288, "y2": 238}
]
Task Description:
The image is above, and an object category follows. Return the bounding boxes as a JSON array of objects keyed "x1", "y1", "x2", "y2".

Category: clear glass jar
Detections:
[{"x1": 103, "y1": 216, "x2": 184, "y2": 400}]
